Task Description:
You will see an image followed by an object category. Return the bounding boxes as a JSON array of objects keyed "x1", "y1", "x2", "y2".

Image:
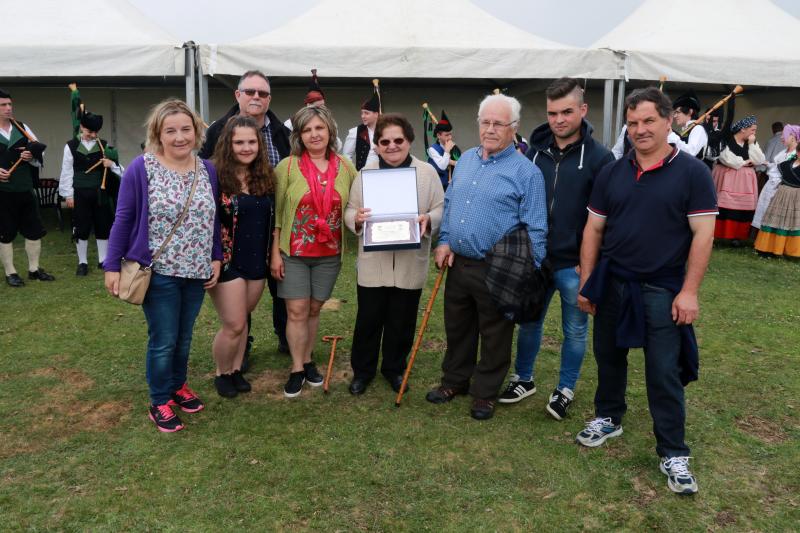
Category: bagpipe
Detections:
[{"x1": 422, "y1": 103, "x2": 461, "y2": 183}]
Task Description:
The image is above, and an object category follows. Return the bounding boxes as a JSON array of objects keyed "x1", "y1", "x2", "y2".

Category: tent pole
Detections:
[
  {"x1": 184, "y1": 42, "x2": 196, "y2": 111},
  {"x1": 615, "y1": 79, "x2": 626, "y2": 139},
  {"x1": 602, "y1": 79, "x2": 614, "y2": 147},
  {"x1": 198, "y1": 57, "x2": 209, "y2": 124}
]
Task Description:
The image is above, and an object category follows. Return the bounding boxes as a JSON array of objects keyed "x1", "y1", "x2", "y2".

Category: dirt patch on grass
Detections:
[
  {"x1": 713, "y1": 510, "x2": 737, "y2": 529},
  {"x1": 735, "y1": 415, "x2": 788, "y2": 444},
  {"x1": 631, "y1": 475, "x2": 658, "y2": 507},
  {"x1": 422, "y1": 339, "x2": 447, "y2": 352},
  {"x1": 1, "y1": 367, "x2": 128, "y2": 459}
]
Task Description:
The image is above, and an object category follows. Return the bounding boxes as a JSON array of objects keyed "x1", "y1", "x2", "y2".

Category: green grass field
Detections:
[{"x1": 1, "y1": 213, "x2": 798, "y2": 532}]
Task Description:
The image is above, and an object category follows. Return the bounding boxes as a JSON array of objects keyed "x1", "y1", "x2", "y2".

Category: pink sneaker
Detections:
[{"x1": 171, "y1": 383, "x2": 205, "y2": 413}]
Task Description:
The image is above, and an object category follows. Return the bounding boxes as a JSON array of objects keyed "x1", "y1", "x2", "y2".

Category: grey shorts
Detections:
[{"x1": 277, "y1": 253, "x2": 342, "y2": 301}]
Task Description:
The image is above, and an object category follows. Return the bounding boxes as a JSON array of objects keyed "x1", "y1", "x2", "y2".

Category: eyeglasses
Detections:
[
  {"x1": 478, "y1": 119, "x2": 517, "y2": 130},
  {"x1": 378, "y1": 138, "x2": 406, "y2": 147},
  {"x1": 478, "y1": 120, "x2": 517, "y2": 130},
  {"x1": 240, "y1": 89, "x2": 270, "y2": 98}
]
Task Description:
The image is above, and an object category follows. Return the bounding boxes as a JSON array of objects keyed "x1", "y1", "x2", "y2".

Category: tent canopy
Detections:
[
  {"x1": 0, "y1": 0, "x2": 184, "y2": 77},
  {"x1": 200, "y1": 0, "x2": 618, "y2": 80},
  {"x1": 591, "y1": 0, "x2": 800, "y2": 87}
]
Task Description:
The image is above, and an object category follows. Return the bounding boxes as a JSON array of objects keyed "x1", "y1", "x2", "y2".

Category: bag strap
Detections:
[{"x1": 151, "y1": 158, "x2": 201, "y2": 264}]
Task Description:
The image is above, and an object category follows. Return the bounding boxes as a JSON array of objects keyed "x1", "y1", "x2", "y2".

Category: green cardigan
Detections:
[{"x1": 274, "y1": 154, "x2": 357, "y2": 255}]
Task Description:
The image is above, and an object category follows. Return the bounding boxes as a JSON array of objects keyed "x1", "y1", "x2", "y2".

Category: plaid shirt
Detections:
[{"x1": 261, "y1": 119, "x2": 281, "y2": 167}]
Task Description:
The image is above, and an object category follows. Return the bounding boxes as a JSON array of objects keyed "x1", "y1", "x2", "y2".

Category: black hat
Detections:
[
  {"x1": 673, "y1": 90, "x2": 701, "y2": 114},
  {"x1": 361, "y1": 92, "x2": 380, "y2": 112},
  {"x1": 304, "y1": 69, "x2": 325, "y2": 105},
  {"x1": 80, "y1": 112, "x2": 103, "y2": 132},
  {"x1": 434, "y1": 110, "x2": 453, "y2": 134}
]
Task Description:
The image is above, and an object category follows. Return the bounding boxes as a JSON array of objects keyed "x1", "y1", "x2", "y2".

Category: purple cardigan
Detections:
[{"x1": 104, "y1": 155, "x2": 223, "y2": 273}]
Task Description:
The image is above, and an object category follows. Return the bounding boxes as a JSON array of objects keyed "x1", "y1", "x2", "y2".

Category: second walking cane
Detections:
[{"x1": 395, "y1": 265, "x2": 447, "y2": 407}]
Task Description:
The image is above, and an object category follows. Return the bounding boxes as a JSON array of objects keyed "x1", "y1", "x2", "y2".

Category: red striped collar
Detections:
[{"x1": 629, "y1": 146, "x2": 679, "y2": 181}]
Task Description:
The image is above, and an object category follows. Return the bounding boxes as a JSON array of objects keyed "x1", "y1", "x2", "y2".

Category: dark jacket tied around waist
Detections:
[{"x1": 484, "y1": 226, "x2": 552, "y2": 324}]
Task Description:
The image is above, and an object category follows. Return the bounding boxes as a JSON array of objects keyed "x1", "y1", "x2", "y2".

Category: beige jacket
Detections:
[{"x1": 344, "y1": 156, "x2": 445, "y2": 289}]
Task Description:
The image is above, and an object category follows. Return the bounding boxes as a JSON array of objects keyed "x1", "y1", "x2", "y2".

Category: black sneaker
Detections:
[
  {"x1": 284, "y1": 371, "x2": 305, "y2": 398},
  {"x1": 28, "y1": 268, "x2": 55, "y2": 281},
  {"x1": 277, "y1": 338, "x2": 290, "y2": 354},
  {"x1": 171, "y1": 383, "x2": 204, "y2": 413},
  {"x1": 214, "y1": 374, "x2": 238, "y2": 398},
  {"x1": 148, "y1": 402, "x2": 184, "y2": 433},
  {"x1": 5, "y1": 273, "x2": 24, "y2": 287},
  {"x1": 231, "y1": 370, "x2": 251, "y2": 393},
  {"x1": 546, "y1": 387, "x2": 574, "y2": 420},
  {"x1": 497, "y1": 377, "x2": 536, "y2": 404},
  {"x1": 76, "y1": 263, "x2": 89, "y2": 276},
  {"x1": 303, "y1": 362, "x2": 323, "y2": 387}
]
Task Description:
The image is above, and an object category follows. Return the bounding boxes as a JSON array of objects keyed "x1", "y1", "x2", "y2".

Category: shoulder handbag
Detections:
[{"x1": 118, "y1": 159, "x2": 201, "y2": 305}]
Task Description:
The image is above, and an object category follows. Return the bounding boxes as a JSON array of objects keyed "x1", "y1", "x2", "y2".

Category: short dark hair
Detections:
[
  {"x1": 772, "y1": 121, "x2": 784, "y2": 134},
  {"x1": 625, "y1": 87, "x2": 672, "y2": 119},
  {"x1": 674, "y1": 104, "x2": 697, "y2": 119},
  {"x1": 238, "y1": 70, "x2": 270, "y2": 90},
  {"x1": 545, "y1": 77, "x2": 583, "y2": 104},
  {"x1": 0, "y1": 89, "x2": 10, "y2": 99},
  {"x1": 373, "y1": 113, "x2": 415, "y2": 144}
]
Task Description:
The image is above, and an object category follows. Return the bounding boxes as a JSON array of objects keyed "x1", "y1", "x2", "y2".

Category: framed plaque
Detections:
[{"x1": 361, "y1": 167, "x2": 420, "y2": 251}]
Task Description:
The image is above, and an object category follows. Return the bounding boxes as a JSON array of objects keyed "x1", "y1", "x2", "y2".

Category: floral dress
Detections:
[{"x1": 145, "y1": 153, "x2": 215, "y2": 278}]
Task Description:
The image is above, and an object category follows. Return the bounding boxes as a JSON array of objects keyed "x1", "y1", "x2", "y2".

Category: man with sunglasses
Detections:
[
  {"x1": 200, "y1": 70, "x2": 291, "y2": 358},
  {"x1": 428, "y1": 93, "x2": 547, "y2": 421}
]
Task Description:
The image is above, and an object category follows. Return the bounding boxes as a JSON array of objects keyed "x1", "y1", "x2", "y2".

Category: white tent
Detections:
[
  {"x1": 591, "y1": 0, "x2": 800, "y2": 87},
  {"x1": 0, "y1": 0, "x2": 184, "y2": 77},
  {"x1": 199, "y1": 0, "x2": 618, "y2": 80}
]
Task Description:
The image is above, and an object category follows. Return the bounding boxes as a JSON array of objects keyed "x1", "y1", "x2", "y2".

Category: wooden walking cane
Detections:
[
  {"x1": 322, "y1": 335, "x2": 343, "y2": 393},
  {"x1": 395, "y1": 265, "x2": 447, "y2": 407}
]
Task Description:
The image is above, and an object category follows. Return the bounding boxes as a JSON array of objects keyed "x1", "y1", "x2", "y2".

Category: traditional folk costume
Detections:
[
  {"x1": 673, "y1": 91, "x2": 708, "y2": 159},
  {"x1": 754, "y1": 154, "x2": 800, "y2": 257},
  {"x1": 425, "y1": 109, "x2": 461, "y2": 191},
  {"x1": 711, "y1": 116, "x2": 765, "y2": 241},
  {"x1": 0, "y1": 100, "x2": 53, "y2": 287},
  {"x1": 343, "y1": 87, "x2": 381, "y2": 170},
  {"x1": 59, "y1": 111, "x2": 122, "y2": 274},
  {"x1": 752, "y1": 125, "x2": 799, "y2": 230}
]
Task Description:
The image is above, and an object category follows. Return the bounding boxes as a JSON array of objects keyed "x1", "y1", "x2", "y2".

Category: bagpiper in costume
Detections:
[
  {"x1": 59, "y1": 90, "x2": 122, "y2": 275},
  {"x1": 343, "y1": 84, "x2": 381, "y2": 170},
  {"x1": 672, "y1": 90, "x2": 708, "y2": 159},
  {"x1": 0, "y1": 88, "x2": 54, "y2": 287},
  {"x1": 425, "y1": 109, "x2": 461, "y2": 191}
]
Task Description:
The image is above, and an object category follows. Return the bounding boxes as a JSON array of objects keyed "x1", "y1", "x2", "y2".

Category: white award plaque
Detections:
[{"x1": 361, "y1": 167, "x2": 421, "y2": 251}]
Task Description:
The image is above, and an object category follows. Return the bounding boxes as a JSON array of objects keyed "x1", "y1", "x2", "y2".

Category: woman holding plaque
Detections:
[
  {"x1": 271, "y1": 106, "x2": 357, "y2": 398},
  {"x1": 344, "y1": 113, "x2": 445, "y2": 395}
]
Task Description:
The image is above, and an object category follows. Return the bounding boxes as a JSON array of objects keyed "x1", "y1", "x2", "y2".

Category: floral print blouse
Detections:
[{"x1": 145, "y1": 153, "x2": 216, "y2": 278}]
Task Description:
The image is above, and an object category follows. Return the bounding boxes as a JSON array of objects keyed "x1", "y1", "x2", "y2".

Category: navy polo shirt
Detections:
[{"x1": 587, "y1": 146, "x2": 718, "y2": 275}]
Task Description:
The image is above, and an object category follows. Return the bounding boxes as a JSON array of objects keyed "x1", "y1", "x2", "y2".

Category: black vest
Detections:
[
  {"x1": 68, "y1": 138, "x2": 109, "y2": 189},
  {"x1": 0, "y1": 120, "x2": 36, "y2": 192},
  {"x1": 355, "y1": 124, "x2": 371, "y2": 170},
  {"x1": 679, "y1": 128, "x2": 705, "y2": 160}
]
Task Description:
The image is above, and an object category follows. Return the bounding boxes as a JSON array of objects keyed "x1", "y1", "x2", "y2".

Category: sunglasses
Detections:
[
  {"x1": 240, "y1": 89, "x2": 270, "y2": 98},
  {"x1": 378, "y1": 137, "x2": 406, "y2": 147}
]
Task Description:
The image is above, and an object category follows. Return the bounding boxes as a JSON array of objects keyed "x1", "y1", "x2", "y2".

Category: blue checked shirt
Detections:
[
  {"x1": 261, "y1": 119, "x2": 280, "y2": 167},
  {"x1": 439, "y1": 143, "x2": 547, "y2": 266}
]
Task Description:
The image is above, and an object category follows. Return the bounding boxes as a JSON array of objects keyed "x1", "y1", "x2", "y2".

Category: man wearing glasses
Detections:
[
  {"x1": 200, "y1": 70, "x2": 291, "y2": 357},
  {"x1": 427, "y1": 93, "x2": 548, "y2": 421}
]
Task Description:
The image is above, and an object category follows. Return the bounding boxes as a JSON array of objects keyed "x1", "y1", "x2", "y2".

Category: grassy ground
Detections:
[{"x1": 1, "y1": 213, "x2": 798, "y2": 532}]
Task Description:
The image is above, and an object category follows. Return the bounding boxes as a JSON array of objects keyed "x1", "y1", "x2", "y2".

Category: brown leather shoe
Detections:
[
  {"x1": 425, "y1": 385, "x2": 466, "y2": 404},
  {"x1": 470, "y1": 398, "x2": 496, "y2": 420}
]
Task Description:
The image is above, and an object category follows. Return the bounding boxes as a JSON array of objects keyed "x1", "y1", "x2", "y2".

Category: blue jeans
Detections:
[
  {"x1": 141, "y1": 273, "x2": 206, "y2": 405},
  {"x1": 514, "y1": 266, "x2": 588, "y2": 390},
  {"x1": 593, "y1": 278, "x2": 689, "y2": 458}
]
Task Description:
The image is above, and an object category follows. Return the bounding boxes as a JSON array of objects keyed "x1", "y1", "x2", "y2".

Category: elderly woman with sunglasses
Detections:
[{"x1": 344, "y1": 113, "x2": 445, "y2": 395}]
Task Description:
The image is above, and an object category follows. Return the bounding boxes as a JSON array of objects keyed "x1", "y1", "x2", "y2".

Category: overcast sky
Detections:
[{"x1": 129, "y1": 0, "x2": 797, "y2": 46}]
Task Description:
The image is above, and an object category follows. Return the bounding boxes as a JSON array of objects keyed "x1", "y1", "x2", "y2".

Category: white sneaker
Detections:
[
  {"x1": 660, "y1": 456, "x2": 698, "y2": 495},
  {"x1": 575, "y1": 417, "x2": 623, "y2": 447}
]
